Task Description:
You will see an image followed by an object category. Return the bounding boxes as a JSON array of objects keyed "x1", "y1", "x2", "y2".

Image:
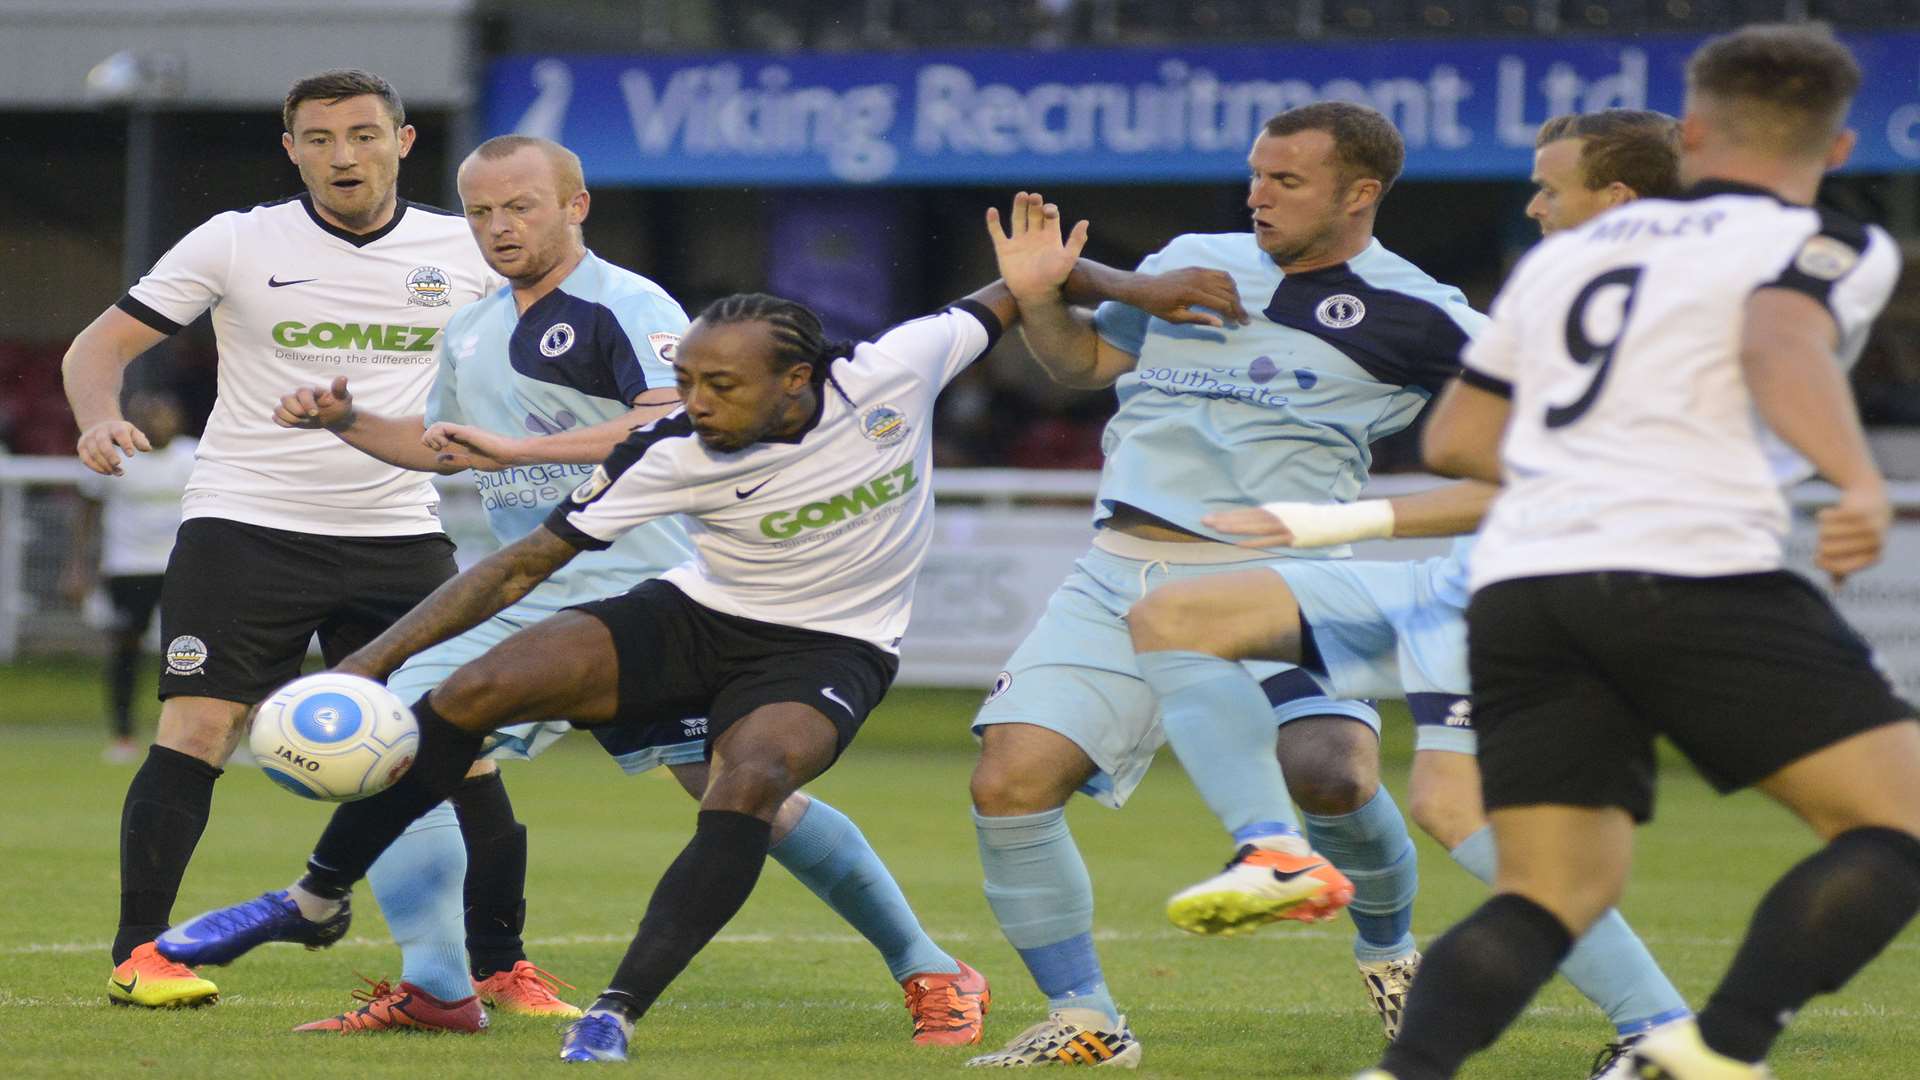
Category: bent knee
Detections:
[
  {"x1": 705, "y1": 758, "x2": 801, "y2": 817},
  {"x1": 971, "y1": 732, "x2": 1083, "y2": 816}
]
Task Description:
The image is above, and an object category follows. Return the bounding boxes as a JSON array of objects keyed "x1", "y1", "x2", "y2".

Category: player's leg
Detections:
[
  {"x1": 964, "y1": 553, "x2": 1164, "y2": 1067},
  {"x1": 103, "y1": 574, "x2": 161, "y2": 759},
  {"x1": 1127, "y1": 570, "x2": 1357, "y2": 934},
  {"x1": 1372, "y1": 575, "x2": 1651, "y2": 1080},
  {"x1": 1677, "y1": 721, "x2": 1920, "y2": 1068},
  {"x1": 1409, "y1": 733, "x2": 1689, "y2": 1071},
  {"x1": 665, "y1": 759, "x2": 984, "y2": 1045},
  {"x1": 157, "y1": 610, "x2": 623, "y2": 968},
  {"x1": 572, "y1": 643, "x2": 887, "y2": 1062},
  {"x1": 112, "y1": 521, "x2": 330, "y2": 1007}
]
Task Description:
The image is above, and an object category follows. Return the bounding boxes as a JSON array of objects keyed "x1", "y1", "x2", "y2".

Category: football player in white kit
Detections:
[
  {"x1": 62, "y1": 70, "x2": 498, "y2": 1009},
  {"x1": 152, "y1": 194, "x2": 1216, "y2": 1065},
  {"x1": 1360, "y1": 25, "x2": 1920, "y2": 1080}
]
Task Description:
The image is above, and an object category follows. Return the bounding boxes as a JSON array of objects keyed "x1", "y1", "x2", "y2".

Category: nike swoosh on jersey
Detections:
[
  {"x1": 820, "y1": 686, "x2": 853, "y2": 715},
  {"x1": 735, "y1": 475, "x2": 778, "y2": 499},
  {"x1": 267, "y1": 276, "x2": 319, "y2": 288}
]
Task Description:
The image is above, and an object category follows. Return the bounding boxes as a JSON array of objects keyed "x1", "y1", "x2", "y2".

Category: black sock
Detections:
[
  {"x1": 304, "y1": 693, "x2": 483, "y2": 893},
  {"x1": 107, "y1": 634, "x2": 139, "y2": 739},
  {"x1": 115, "y1": 745, "x2": 222, "y2": 963},
  {"x1": 602, "y1": 810, "x2": 773, "y2": 1022},
  {"x1": 1699, "y1": 826, "x2": 1920, "y2": 1063},
  {"x1": 452, "y1": 770, "x2": 529, "y2": 978},
  {"x1": 1377, "y1": 894, "x2": 1574, "y2": 1080}
]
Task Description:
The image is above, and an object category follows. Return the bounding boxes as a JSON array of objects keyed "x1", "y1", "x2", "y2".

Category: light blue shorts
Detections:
[
  {"x1": 972, "y1": 539, "x2": 1380, "y2": 808},
  {"x1": 1271, "y1": 555, "x2": 1477, "y2": 755},
  {"x1": 386, "y1": 603, "x2": 707, "y2": 775}
]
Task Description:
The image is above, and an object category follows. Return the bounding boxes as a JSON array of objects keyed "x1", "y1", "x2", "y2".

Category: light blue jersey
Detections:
[
  {"x1": 428, "y1": 250, "x2": 696, "y2": 612},
  {"x1": 1094, "y1": 232, "x2": 1487, "y2": 553}
]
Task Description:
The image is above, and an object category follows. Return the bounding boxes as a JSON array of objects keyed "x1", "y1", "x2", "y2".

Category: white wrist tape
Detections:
[{"x1": 1255, "y1": 499, "x2": 1396, "y2": 548}]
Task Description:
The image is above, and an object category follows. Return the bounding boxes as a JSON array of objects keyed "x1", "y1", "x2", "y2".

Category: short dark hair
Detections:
[
  {"x1": 695, "y1": 294, "x2": 851, "y2": 387},
  {"x1": 1263, "y1": 102, "x2": 1406, "y2": 194},
  {"x1": 1686, "y1": 24, "x2": 1861, "y2": 156},
  {"x1": 1535, "y1": 110, "x2": 1682, "y2": 199},
  {"x1": 283, "y1": 69, "x2": 405, "y2": 133}
]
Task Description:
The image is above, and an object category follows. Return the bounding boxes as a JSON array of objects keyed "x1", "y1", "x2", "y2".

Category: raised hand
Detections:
[
  {"x1": 76, "y1": 419, "x2": 152, "y2": 476},
  {"x1": 273, "y1": 376, "x2": 355, "y2": 431},
  {"x1": 986, "y1": 191, "x2": 1090, "y2": 304},
  {"x1": 1132, "y1": 267, "x2": 1250, "y2": 328}
]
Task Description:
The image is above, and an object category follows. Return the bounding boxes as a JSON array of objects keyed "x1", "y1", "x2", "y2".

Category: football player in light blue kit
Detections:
[
  {"x1": 966, "y1": 104, "x2": 1481, "y2": 1067},
  {"x1": 273, "y1": 135, "x2": 985, "y2": 1040},
  {"x1": 1129, "y1": 110, "x2": 1695, "y2": 1077}
]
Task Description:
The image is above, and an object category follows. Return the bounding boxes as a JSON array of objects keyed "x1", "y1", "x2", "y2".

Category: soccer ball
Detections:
[{"x1": 250, "y1": 673, "x2": 418, "y2": 802}]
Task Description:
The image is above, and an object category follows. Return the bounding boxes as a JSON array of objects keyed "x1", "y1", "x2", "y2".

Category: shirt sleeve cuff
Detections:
[
  {"x1": 115, "y1": 295, "x2": 185, "y2": 336},
  {"x1": 1458, "y1": 366, "x2": 1512, "y2": 399},
  {"x1": 541, "y1": 508, "x2": 614, "y2": 551},
  {"x1": 949, "y1": 298, "x2": 1005, "y2": 356}
]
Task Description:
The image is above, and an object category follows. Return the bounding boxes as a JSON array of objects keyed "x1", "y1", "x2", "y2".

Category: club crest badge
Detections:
[
  {"x1": 166, "y1": 635, "x2": 209, "y2": 675},
  {"x1": 1315, "y1": 294, "x2": 1366, "y2": 329},
  {"x1": 541, "y1": 323, "x2": 576, "y2": 357},
  {"x1": 405, "y1": 265, "x2": 451, "y2": 307},
  {"x1": 859, "y1": 404, "x2": 909, "y2": 446}
]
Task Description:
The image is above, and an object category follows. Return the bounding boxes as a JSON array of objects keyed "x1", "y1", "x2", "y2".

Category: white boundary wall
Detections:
[{"x1": 3, "y1": 458, "x2": 1917, "y2": 702}]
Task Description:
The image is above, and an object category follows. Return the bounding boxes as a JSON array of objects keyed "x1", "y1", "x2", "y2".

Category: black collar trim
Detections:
[
  {"x1": 300, "y1": 193, "x2": 410, "y2": 247},
  {"x1": 1678, "y1": 179, "x2": 1789, "y2": 205}
]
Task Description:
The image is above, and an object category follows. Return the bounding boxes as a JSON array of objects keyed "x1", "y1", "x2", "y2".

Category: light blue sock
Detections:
[
  {"x1": 974, "y1": 808, "x2": 1120, "y2": 1024},
  {"x1": 1450, "y1": 826, "x2": 1691, "y2": 1034},
  {"x1": 365, "y1": 799, "x2": 472, "y2": 1003},
  {"x1": 1136, "y1": 650, "x2": 1302, "y2": 845},
  {"x1": 1304, "y1": 788, "x2": 1418, "y2": 964},
  {"x1": 770, "y1": 796, "x2": 958, "y2": 983}
]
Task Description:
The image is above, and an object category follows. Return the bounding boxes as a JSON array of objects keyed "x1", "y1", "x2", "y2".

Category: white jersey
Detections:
[
  {"x1": 547, "y1": 301, "x2": 1000, "y2": 651},
  {"x1": 119, "y1": 194, "x2": 497, "y2": 536},
  {"x1": 1464, "y1": 180, "x2": 1900, "y2": 589},
  {"x1": 80, "y1": 436, "x2": 197, "y2": 576}
]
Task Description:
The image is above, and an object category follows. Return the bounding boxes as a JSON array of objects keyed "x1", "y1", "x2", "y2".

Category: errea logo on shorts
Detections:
[{"x1": 166, "y1": 636, "x2": 209, "y2": 676}]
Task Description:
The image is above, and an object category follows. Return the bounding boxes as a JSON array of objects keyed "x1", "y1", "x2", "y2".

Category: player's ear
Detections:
[
  {"x1": 1344, "y1": 178, "x2": 1382, "y2": 216},
  {"x1": 396, "y1": 124, "x2": 416, "y2": 159},
  {"x1": 1825, "y1": 128, "x2": 1857, "y2": 172},
  {"x1": 1601, "y1": 181, "x2": 1636, "y2": 209},
  {"x1": 568, "y1": 189, "x2": 591, "y2": 227},
  {"x1": 281, "y1": 131, "x2": 298, "y2": 164}
]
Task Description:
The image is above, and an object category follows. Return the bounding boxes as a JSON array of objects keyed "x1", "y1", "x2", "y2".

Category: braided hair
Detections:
[{"x1": 695, "y1": 293, "x2": 855, "y2": 399}]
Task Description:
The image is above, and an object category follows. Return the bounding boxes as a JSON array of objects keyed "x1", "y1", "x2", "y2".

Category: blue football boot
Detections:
[{"x1": 156, "y1": 890, "x2": 351, "y2": 966}]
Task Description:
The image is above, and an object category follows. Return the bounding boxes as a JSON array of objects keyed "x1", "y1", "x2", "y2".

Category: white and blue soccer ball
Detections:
[{"x1": 249, "y1": 673, "x2": 418, "y2": 802}]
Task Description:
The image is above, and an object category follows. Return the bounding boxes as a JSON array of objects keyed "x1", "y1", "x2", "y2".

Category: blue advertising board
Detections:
[{"x1": 485, "y1": 34, "x2": 1920, "y2": 186}]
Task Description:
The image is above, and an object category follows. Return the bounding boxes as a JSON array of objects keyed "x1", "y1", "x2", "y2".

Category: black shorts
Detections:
[
  {"x1": 1469, "y1": 570, "x2": 1914, "y2": 823},
  {"x1": 105, "y1": 574, "x2": 165, "y2": 637},
  {"x1": 158, "y1": 517, "x2": 456, "y2": 703},
  {"x1": 571, "y1": 579, "x2": 899, "y2": 762}
]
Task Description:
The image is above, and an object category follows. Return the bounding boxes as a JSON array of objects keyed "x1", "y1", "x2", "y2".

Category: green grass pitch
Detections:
[{"x1": 3, "y1": 658, "x2": 1916, "y2": 1077}]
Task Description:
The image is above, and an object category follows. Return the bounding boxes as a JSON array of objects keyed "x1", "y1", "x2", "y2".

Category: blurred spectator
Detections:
[{"x1": 62, "y1": 392, "x2": 196, "y2": 763}]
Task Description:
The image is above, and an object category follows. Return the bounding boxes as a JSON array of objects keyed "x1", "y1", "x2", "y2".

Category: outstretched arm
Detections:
[
  {"x1": 1204, "y1": 480, "x2": 1498, "y2": 549},
  {"x1": 275, "y1": 376, "x2": 479, "y2": 474},
  {"x1": 335, "y1": 526, "x2": 581, "y2": 681},
  {"x1": 422, "y1": 389, "x2": 682, "y2": 469},
  {"x1": 984, "y1": 192, "x2": 1248, "y2": 390}
]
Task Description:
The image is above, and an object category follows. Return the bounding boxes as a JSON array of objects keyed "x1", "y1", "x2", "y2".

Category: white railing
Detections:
[{"x1": 4, "y1": 456, "x2": 1918, "y2": 699}]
